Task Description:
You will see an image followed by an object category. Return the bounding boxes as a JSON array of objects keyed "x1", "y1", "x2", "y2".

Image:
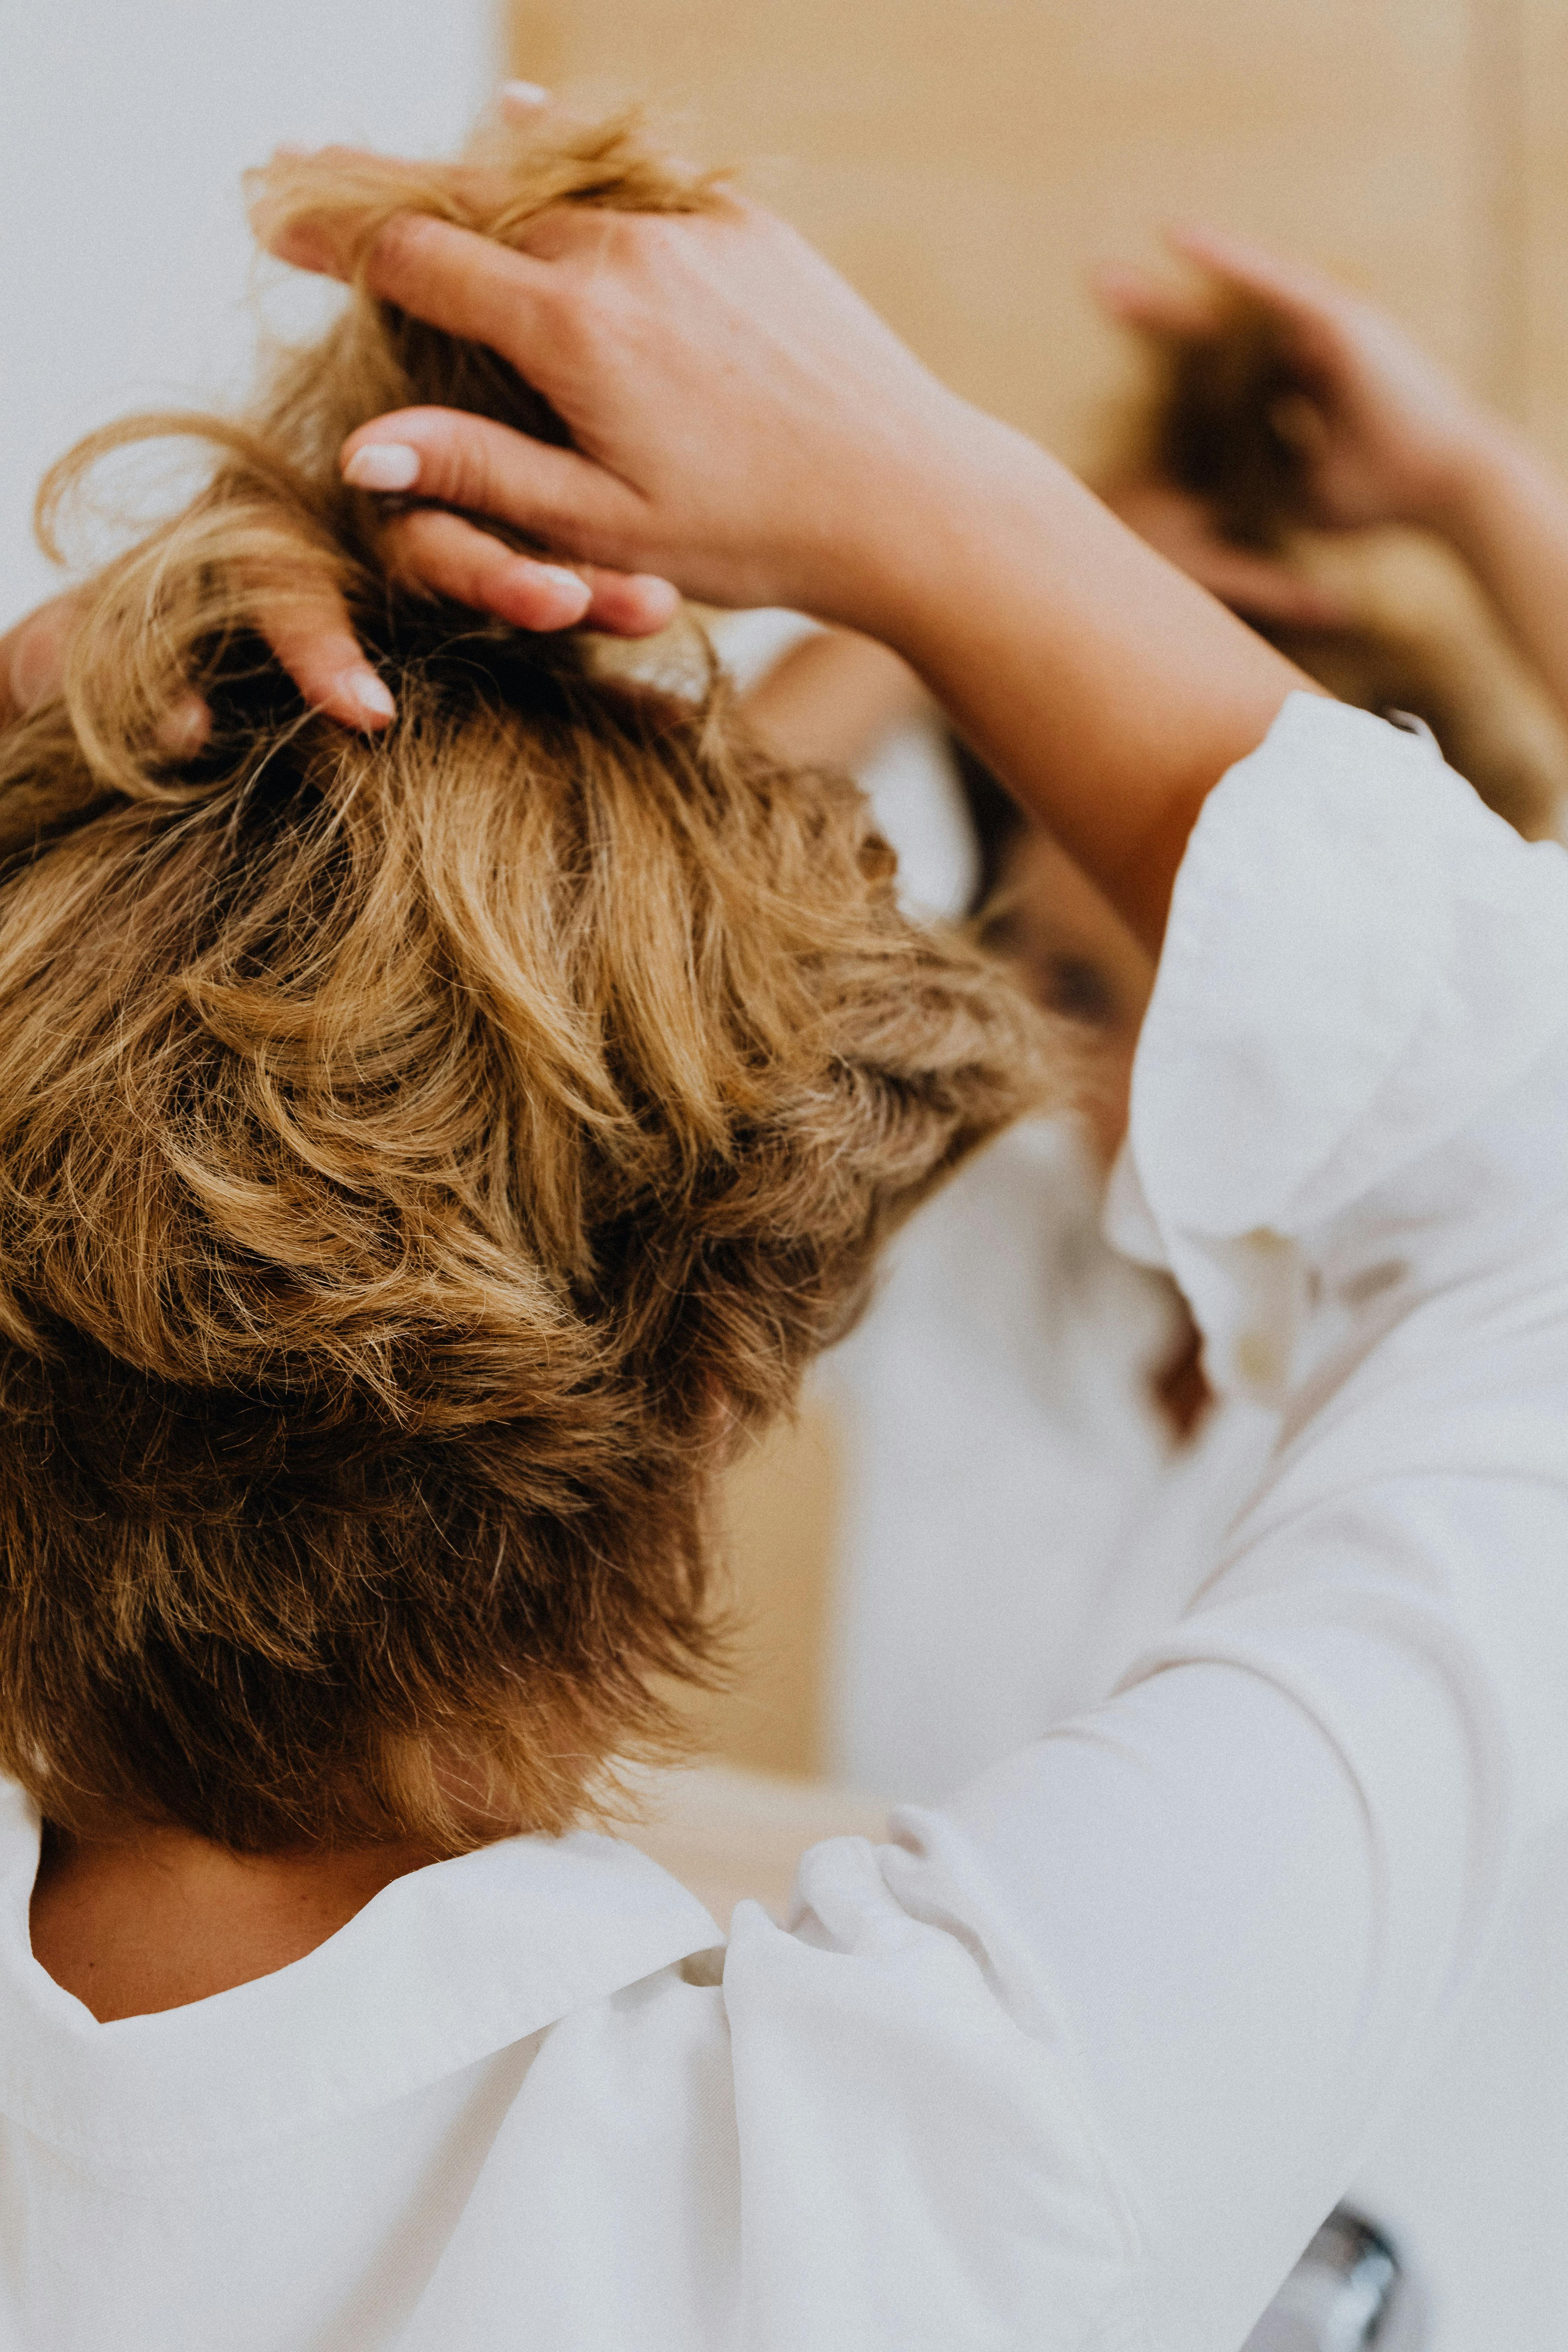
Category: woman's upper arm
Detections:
[
  {"x1": 932, "y1": 695, "x2": 1568, "y2": 2341},
  {"x1": 720, "y1": 695, "x2": 1568, "y2": 2350}
]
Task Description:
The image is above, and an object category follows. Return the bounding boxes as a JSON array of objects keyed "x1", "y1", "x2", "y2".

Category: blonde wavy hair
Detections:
[{"x1": 0, "y1": 115, "x2": 1055, "y2": 1854}]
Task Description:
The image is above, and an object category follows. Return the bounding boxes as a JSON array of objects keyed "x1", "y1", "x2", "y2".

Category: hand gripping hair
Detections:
[
  {"x1": 1132, "y1": 295, "x2": 1568, "y2": 841},
  {"x1": 0, "y1": 115, "x2": 1058, "y2": 1854}
]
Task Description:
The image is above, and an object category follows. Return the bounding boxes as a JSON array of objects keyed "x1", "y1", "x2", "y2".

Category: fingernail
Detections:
[
  {"x1": 631, "y1": 575, "x2": 682, "y2": 622},
  {"x1": 536, "y1": 565, "x2": 592, "y2": 611},
  {"x1": 344, "y1": 442, "x2": 421, "y2": 492},
  {"x1": 157, "y1": 691, "x2": 212, "y2": 758},
  {"x1": 500, "y1": 79, "x2": 551, "y2": 114},
  {"x1": 343, "y1": 666, "x2": 396, "y2": 724}
]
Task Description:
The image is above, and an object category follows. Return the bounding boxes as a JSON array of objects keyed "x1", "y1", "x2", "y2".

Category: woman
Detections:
[
  {"x1": 743, "y1": 234, "x2": 1568, "y2": 1802},
  {"x1": 738, "y1": 243, "x2": 1568, "y2": 2347},
  {"x1": 2, "y1": 104, "x2": 1568, "y2": 2352}
]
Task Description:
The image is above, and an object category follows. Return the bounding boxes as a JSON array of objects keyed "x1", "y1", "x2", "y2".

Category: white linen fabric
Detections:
[
  {"x1": 827, "y1": 1125, "x2": 1568, "y2": 2352},
  {"x1": 824, "y1": 1113, "x2": 1282, "y2": 1797},
  {"x1": 823, "y1": 703, "x2": 1568, "y2": 2349},
  {"x1": 3, "y1": 693, "x2": 1567, "y2": 2352}
]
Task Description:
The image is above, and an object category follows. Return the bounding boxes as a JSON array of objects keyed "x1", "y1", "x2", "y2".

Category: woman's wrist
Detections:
[
  {"x1": 830, "y1": 408, "x2": 1109, "y2": 663},
  {"x1": 834, "y1": 416, "x2": 1308, "y2": 949},
  {"x1": 787, "y1": 394, "x2": 1023, "y2": 646},
  {"x1": 1404, "y1": 414, "x2": 1568, "y2": 731}
]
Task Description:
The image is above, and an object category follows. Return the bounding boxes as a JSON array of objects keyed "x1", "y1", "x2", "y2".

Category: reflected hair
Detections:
[
  {"x1": 0, "y1": 117, "x2": 1057, "y2": 1853},
  {"x1": 1125, "y1": 292, "x2": 1568, "y2": 840}
]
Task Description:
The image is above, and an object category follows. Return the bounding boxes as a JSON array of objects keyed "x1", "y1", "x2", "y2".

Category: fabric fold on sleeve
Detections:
[{"x1": 1107, "y1": 691, "x2": 1568, "y2": 1400}]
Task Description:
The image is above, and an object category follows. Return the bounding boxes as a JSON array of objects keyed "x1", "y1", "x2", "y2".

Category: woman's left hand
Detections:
[
  {"x1": 0, "y1": 582, "x2": 406, "y2": 740},
  {"x1": 0, "y1": 556, "x2": 680, "y2": 742},
  {"x1": 0, "y1": 595, "x2": 83, "y2": 729},
  {"x1": 1094, "y1": 227, "x2": 1497, "y2": 536}
]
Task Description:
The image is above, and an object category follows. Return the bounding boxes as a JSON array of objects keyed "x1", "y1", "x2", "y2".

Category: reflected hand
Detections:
[{"x1": 1094, "y1": 225, "x2": 1496, "y2": 534}]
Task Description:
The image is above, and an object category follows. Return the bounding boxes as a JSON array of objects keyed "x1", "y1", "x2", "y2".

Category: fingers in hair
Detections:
[
  {"x1": 380, "y1": 508, "x2": 592, "y2": 629},
  {"x1": 257, "y1": 588, "x2": 396, "y2": 730},
  {"x1": 497, "y1": 80, "x2": 552, "y2": 122},
  {"x1": 362, "y1": 215, "x2": 555, "y2": 363},
  {"x1": 1182, "y1": 546, "x2": 1347, "y2": 627},
  {"x1": 248, "y1": 146, "x2": 385, "y2": 277},
  {"x1": 372, "y1": 504, "x2": 677, "y2": 636},
  {"x1": 1163, "y1": 224, "x2": 1350, "y2": 324},
  {"x1": 1090, "y1": 260, "x2": 1219, "y2": 340},
  {"x1": 341, "y1": 409, "x2": 643, "y2": 566},
  {"x1": 578, "y1": 569, "x2": 681, "y2": 636},
  {"x1": 156, "y1": 692, "x2": 214, "y2": 759},
  {"x1": 1096, "y1": 228, "x2": 1356, "y2": 349}
]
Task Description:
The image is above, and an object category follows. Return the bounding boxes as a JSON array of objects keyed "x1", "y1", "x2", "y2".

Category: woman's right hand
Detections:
[
  {"x1": 255, "y1": 174, "x2": 991, "y2": 640},
  {"x1": 256, "y1": 149, "x2": 1307, "y2": 953},
  {"x1": 1094, "y1": 226, "x2": 1499, "y2": 535}
]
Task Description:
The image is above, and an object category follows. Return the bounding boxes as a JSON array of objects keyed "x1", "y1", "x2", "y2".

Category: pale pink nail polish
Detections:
[
  {"x1": 499, "y1": 80, "x2": 551, "y2": 116},
  {"x1": 536, "y1": 566, "x2": 590, "y2": 602},
  {"x1": 343, "y1": 443, "x2": 421, "y2": 493},
  {"x1": 631, "y1": 576, "x2": 682, "y2": 621},
  {"x1": 157, "y1": 692, "x2": 213, "y2": 758},
  {"x1": 344, "y1": 668, "x2": 396, "y2": 724}
]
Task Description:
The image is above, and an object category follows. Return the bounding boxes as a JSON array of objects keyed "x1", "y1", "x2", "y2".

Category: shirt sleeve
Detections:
[{"x1": 722, "y1": 695, "x2": 1568, "y2": 2352}]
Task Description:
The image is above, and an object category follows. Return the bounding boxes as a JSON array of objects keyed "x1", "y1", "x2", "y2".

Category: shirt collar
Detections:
[{"x1": 0, "y1": 1781, "x2": 720, "y2": 2170}]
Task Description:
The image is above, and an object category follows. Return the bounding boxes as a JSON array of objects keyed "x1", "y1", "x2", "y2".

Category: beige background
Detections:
[
  {"x1": 509, "y1": 0, "x2": 1568, "y2": 1785},
  {"x1": 510, "y1": 0, "x2": 1566, "y2": 464}
]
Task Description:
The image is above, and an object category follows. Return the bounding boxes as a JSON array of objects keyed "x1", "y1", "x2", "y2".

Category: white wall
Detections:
[{"x1": 0, "y1": 0, "x2": 498, "y2": 626}]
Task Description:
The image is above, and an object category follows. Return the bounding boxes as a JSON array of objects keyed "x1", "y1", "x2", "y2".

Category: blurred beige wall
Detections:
[
  {"x1": 510, "y1": 0, "x2": 1567, "y2": 467},
  {"x1": 1519, "y1": 0, "x2": 1568, "y2": 461},
  {"x1": 509, "y1": 0, "x2": 1568, "y2": 1781},
  {"x1": 697, "y1": 1398, "x2": 842, "y2": 1783}
]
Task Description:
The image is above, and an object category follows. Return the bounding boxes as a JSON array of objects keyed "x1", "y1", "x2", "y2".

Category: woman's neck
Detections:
[{"x1": 29, "y1": 1816, "x2": 443, "y2": 2022}]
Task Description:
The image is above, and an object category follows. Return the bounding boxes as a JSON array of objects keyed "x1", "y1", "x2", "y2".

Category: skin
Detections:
[
  {"x1": 312, "y1": 209, "x2": 1303, "y2": 953},
  {"x1": 43, "y1": 183, "x2": 1539, "y2": 2020},
  {"x1": 741, "y1": 626, "x2": 929, "y2": 774},
  {"x1": 32, "y1": 1822, "x2": 444, "y2": 2020},
  {"x1": 742, "y1": 220, "x2": 1568, "y2": 1125},
  {"x1": 0, "y1": 566, "x2": 681, "y2": 742}
]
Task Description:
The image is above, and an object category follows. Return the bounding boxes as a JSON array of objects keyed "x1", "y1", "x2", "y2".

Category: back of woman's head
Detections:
[{"x1": 0, "y1": 116, "x2": 1053, "y2": 1854}]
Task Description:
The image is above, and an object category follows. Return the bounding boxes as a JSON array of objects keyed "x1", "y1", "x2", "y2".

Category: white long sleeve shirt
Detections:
[
  {"x1": 819, "y1": 745, "x2": 1568, "y2": 2342},
  {"x1": 4, "y1": 693, "x2": 1568, "y2": 2351}
]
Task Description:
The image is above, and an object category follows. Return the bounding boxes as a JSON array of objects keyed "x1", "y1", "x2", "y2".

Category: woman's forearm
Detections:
[
  {"x1": 733, "y1": 441, "x2": 1311, "y2": 952},
  {"x1": 732, "y1": 427, "x2": 1312, "y2": 948},
  {"x1": 861, "y1": 420, "x2": 1314, "y2": 951}
]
